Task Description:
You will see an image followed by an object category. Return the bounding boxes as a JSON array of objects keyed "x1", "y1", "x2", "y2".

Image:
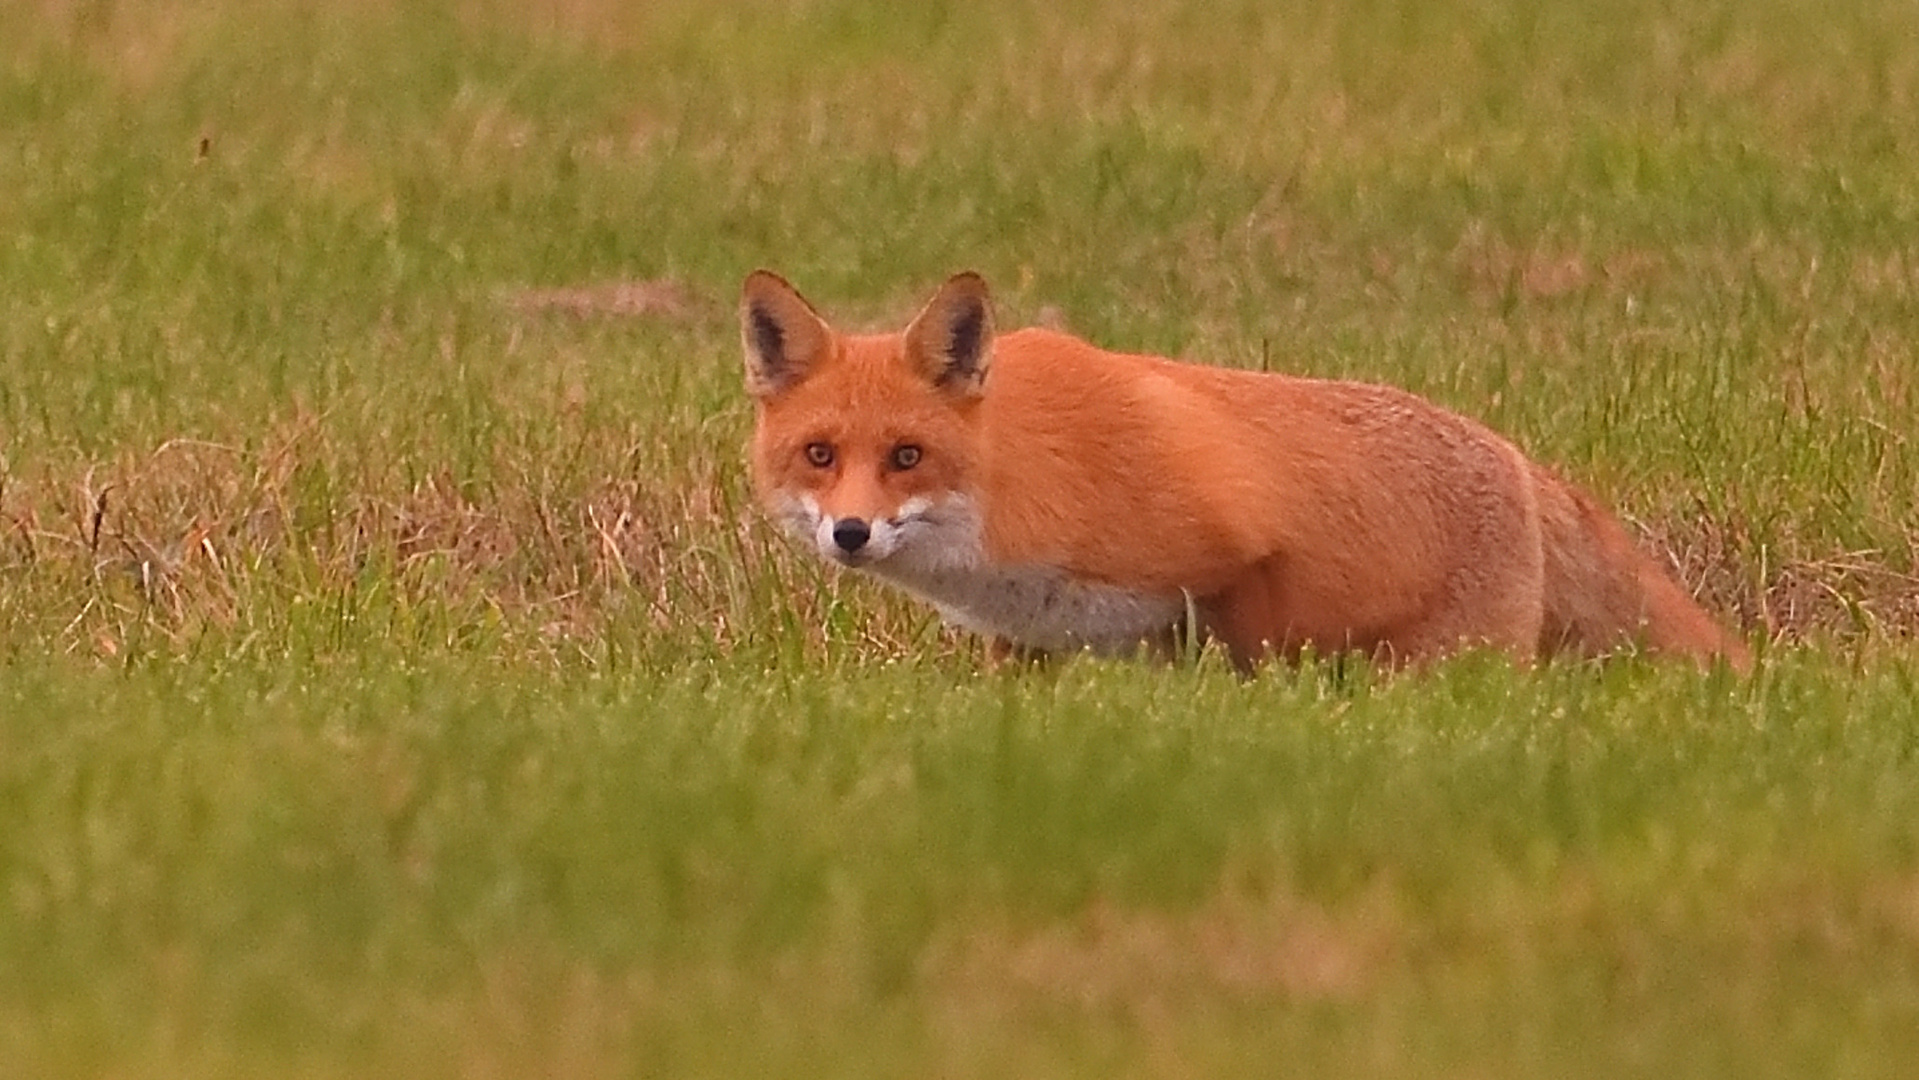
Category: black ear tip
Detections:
[
  {"x1": 744, "y1": 269, "x2": 805, "y2": 303},
  {"x1": 947, "y1": 271, "x2": 991, "y2": 298}
]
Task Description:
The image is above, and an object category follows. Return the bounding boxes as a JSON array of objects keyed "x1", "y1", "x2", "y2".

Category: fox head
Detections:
[{"x1": 741, "y1": 270, "x2": 993, "y2": 573}]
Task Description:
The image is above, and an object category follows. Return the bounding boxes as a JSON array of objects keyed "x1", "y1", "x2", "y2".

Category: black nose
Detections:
[{"x1": 832, "y1": 518, "x2": 870, "y2": 553}]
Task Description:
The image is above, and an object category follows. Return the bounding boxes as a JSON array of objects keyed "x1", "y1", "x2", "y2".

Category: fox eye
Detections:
[
  {"x1": 804, "y1": 442, "x2": 835, "y2": 468},
  {"x1": 889, "y1": 444, "x2": 922, "y2": 470}
]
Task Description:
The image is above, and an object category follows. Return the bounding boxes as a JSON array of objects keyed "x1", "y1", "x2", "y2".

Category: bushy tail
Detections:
[{"x1": 1532, "y1": 468, "x2": 1751, "y2": 672}]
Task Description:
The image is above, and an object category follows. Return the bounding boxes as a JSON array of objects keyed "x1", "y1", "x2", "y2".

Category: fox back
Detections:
[{"x1": 741, "y1": 270, "x2": 1749, "y2": 672}]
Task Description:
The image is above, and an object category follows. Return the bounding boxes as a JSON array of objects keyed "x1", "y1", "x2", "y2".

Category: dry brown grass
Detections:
[
  {"x1": 3, "y1": 405, "x2": 1911, "y2": 665},
  {"x1": 0, "y1": 410, "x2": 961, "y2": 663}
]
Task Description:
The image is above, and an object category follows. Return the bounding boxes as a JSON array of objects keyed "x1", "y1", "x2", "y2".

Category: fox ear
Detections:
[
  {"x1": 902, "y1": 272, "x2": 994, "y2": 396},
  {"x1": 741, "y1": 270, "x2": 833, "y2": 399}
]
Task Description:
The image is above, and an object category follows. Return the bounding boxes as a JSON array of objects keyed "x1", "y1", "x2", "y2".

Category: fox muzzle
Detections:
[{"x1": 831, "y1": 518, "x2": 871, "y2": 554}]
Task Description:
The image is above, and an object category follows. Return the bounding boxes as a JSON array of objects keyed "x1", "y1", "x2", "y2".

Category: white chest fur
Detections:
[
  {"x1": 894, "y1": 564, "x2": 1187, "y2": 654},
  {"x1": 773, "y1": 491, "x2": 1185, "y2": 654},
  {"x1": 858, "y1": 496, "x2": 1186, "y2": 655}
]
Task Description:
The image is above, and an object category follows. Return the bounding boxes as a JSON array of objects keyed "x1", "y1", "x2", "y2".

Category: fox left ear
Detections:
[
  {"x1": 741, "y1": 269, "x2": 834, "y2": 400},
  {"x1": 902, "y1": 272, "x2": 994, "y2": 396}
]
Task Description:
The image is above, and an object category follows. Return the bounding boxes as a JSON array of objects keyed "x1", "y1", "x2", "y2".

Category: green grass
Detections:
[
  {"x1": 4, "y1": 655, "x2": 1917, "y2": 1077},
  {"x1": 2, "y1": 0, "x2": 1917, "y2": 1075}
]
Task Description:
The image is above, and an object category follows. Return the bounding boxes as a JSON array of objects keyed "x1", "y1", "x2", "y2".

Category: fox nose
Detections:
[{"x1": 831, "y1": 518, "x2": 871, "y2": 554}]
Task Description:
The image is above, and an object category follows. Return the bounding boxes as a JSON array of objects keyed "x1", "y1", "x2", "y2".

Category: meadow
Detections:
[{"x1": 1, "y1": 0, "x2": 1916, "y2": 1075}]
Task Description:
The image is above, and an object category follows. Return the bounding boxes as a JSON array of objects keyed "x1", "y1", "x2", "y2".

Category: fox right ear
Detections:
[
  {"x1": 741, "y1": 270, "x2": 832, "y2": 399},
  {"x1": 902, "y1": 272, "x2": 994, "y2": 397}
]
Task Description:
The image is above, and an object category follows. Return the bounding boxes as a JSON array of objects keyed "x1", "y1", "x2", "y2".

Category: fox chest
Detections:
[{"x1": 871, "y1": 560, "x2": 1188, "y2": 655}]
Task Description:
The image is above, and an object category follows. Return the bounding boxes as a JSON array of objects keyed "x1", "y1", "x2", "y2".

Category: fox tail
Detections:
[{"x1": 1533, "y1": 468, "x2": 1751, "y2": 672}]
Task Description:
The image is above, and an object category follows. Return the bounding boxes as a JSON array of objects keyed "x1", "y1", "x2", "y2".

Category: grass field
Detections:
[{"x1": 2, "y1": 0, "x2": 1917, "y2": 1076}]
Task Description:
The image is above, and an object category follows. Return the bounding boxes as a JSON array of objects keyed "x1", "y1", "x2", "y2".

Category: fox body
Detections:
[{"x1": 742, "y1": 270, "x2": 1749, "y2": 671}]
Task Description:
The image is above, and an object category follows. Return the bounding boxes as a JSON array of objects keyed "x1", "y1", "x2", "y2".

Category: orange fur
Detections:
[{"x1": 742, "y1": 270, "x2": 1750, "y2": 673}]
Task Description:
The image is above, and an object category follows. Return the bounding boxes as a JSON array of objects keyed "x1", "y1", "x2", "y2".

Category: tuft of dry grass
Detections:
[
  {"x1": 0, "y1": 407, "x2": 971, "y2": 665},
  {"x1": 4, "y1": 404, "x2": 1911, "y2": 667}
]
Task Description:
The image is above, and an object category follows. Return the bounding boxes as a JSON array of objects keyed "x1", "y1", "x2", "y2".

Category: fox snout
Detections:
[
  {"x1": 820, "y1": 511, "x2": 889, "y2": 566},
  {"x1": 773, "y1": 492, "x2": 974, "y2": 572},
  {"x1": 775, "y1": 495, "x2": 888, "y2": 566},
  {"x1": 831, "y1": 518, "x2": 871, "y2": 555}
]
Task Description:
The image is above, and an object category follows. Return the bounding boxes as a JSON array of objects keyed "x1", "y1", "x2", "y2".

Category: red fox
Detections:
[{"x1": 741, "y1": 270, "x2": 1750, "y2": 672}]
